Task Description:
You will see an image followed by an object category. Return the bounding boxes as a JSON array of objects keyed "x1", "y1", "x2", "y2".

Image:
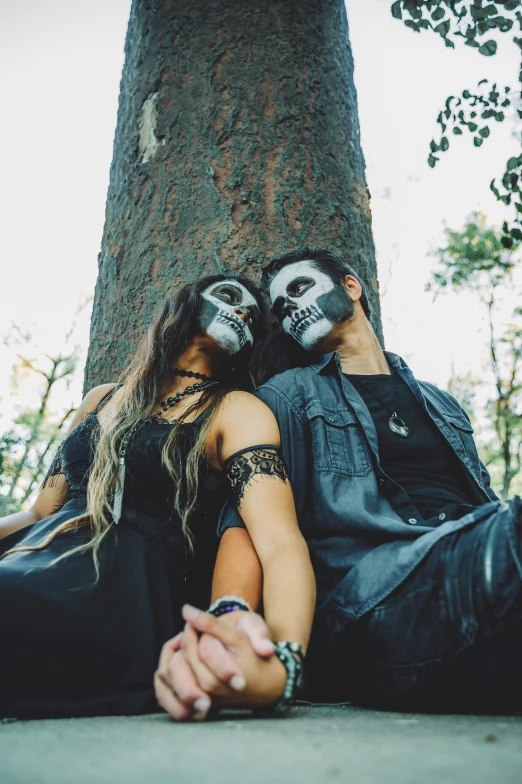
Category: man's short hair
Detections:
[{"x1": 261, "y1": 247, "x2": 372, "y2": 321}]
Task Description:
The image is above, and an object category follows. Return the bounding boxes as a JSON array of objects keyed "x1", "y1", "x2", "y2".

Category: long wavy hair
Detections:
[{"x1": 6, "y1": 274, "x2": 271, "y2": 577}]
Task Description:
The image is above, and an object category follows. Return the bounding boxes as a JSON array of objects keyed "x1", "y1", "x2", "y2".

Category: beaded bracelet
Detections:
[
  {"x1": 208, "y1": 595, "x2": 253, "y2": 617},
  {"x1": 271, "y1": 641, "x2": 305, "y2": 714}
]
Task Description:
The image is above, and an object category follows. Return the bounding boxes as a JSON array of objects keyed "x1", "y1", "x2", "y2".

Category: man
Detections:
[{"x1": 156, "y1": 247, "x2": 521, "y2": 719}]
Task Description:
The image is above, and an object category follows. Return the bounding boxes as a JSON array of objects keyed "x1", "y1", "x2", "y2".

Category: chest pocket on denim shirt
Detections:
[
  {"x1": 307, "y1": 404, "x2": 372, "y2": 477},
  {"x1": 446, "y1": 415, "x2": 481, "y2": 477}
]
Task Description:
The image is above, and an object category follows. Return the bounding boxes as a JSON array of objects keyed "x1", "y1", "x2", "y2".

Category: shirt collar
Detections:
[{"x1": 311, "y1": 350, "x2": 406, "y2": 375}]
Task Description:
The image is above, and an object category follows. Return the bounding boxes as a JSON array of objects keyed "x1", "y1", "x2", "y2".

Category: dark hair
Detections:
[{"x1": 261, "y1": 246, "x2": 372, "y2": 321}]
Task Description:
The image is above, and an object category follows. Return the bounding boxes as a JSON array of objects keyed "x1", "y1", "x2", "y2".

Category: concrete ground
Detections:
[{"x1": 1, "y1": 704, "x2": 521, "y2": 784}]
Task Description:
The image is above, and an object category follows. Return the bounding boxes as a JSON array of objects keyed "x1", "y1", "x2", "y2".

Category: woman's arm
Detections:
[
  {"x1": 217, "y1": 391, "x2": 316, "y2": 653},
  {"x1": 0, "y1": 383, "x2": 117, "y2": 539}
]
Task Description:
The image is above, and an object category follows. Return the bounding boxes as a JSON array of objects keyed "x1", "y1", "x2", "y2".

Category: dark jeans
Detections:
[{"x1": 336, "y1": 498, "x2": 522, "y2": 712}]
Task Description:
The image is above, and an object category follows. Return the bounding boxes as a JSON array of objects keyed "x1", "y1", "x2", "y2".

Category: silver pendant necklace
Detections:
[{"x1": 352, "y1": 370, "x2": 410, "y2": 439}]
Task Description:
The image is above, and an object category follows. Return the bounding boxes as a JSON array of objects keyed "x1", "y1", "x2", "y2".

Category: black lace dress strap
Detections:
[{"x1": 92, "y1": 384, "x2": 121, "y2": 415}]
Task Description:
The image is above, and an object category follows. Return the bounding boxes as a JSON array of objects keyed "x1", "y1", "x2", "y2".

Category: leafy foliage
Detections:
[
  {"x1": 0, "y1": 330, "x2": 80, "y2": 513},
  {"x1": 429, "y1": 212, "x2": 522, "y2": 499},
  {"x1": 390, "y1": 1, "x2": 522, "y2": 247}
]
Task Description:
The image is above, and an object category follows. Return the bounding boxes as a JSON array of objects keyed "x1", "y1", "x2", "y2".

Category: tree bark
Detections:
[{"x1": 85, "y1": 0, "x2": 381, "y2": 389}]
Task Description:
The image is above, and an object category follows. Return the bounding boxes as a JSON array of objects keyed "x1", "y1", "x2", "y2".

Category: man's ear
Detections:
[{"x1": 342, "y1": 274, "x2": 362, "y2": 303}]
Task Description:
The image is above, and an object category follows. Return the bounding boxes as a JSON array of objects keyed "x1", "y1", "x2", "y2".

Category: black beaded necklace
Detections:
[
  {"x1": 151, "y1": 379, "x2": 219, "y2": 423},
  {"x1": 173, "y1": 367, "x2": 213, "y2": 382},
  {"x1": 112, "y1": 372, "x2": 219, "y2": 524}
]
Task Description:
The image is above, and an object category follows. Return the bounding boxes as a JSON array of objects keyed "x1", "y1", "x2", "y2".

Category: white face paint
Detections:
[
  {"x1": 200, "y1": 280, "x2": 258, "y2": 355},
  {"x1": 269, "y1": 261, "x2": 354, "y2": 350}
]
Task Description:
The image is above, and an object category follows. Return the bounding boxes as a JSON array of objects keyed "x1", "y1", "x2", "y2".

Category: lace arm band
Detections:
[
  {"x1": 41, "y1": 441, "x2": 65, "y2": 489},
  {"x1": 224, "y1": 444, "x2": 289, "y2": 506}
]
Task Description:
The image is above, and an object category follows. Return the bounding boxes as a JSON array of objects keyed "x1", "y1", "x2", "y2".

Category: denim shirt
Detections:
[{"x1": 219, "y1": 351, "x2": 500, "y2": 632}]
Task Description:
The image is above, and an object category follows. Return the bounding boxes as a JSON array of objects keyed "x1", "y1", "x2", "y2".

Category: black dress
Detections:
[{"x1": 0, "y1": 391, "x2": 223, "y2": 719}]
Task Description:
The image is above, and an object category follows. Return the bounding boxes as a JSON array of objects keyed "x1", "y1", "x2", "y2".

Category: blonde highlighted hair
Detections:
[{"x1": 5, "y1": 275, "x2": 271, "y2": 577}]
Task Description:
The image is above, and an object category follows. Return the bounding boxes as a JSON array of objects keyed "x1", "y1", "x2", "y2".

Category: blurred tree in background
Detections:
[
  {"x1": 429, "y1": 211, "x2": 522, "y2": 499},
  {"x1": 0, "y1": 318, "x2": 84, "y2": 515}
]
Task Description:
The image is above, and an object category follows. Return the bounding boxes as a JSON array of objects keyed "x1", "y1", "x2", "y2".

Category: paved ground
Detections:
[{"x1": 2, "y1": 704, "x2": 521, "y2": 784}]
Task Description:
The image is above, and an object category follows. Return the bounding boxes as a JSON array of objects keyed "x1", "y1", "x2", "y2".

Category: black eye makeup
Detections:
[
  {"x1": 211, "y1": 284, "x2": 243, "y2": 304},
  {"x1": 288, "y1": 276, "x2": 315, "y2": 297}
]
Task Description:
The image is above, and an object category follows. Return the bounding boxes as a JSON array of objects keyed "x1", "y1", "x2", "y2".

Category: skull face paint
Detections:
[
  {"x1": 269, "y1": 261, "x2": 354, "y2": 350},
  {"x1": 199, "y1": 280, "x2": 259, "y2": 355}
]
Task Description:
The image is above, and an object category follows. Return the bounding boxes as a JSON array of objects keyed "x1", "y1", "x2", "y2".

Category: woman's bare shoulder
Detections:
[
  {"x1": 220, "y1": 390, "x2": 274, "y2": 418},
  {"x1": 80, "y1": 383, "x2": 119, "y2": 413}
]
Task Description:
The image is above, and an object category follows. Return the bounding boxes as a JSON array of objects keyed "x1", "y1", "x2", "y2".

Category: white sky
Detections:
[{"x1": 0, "y1": 0, "x2": 520, "y2": 425}]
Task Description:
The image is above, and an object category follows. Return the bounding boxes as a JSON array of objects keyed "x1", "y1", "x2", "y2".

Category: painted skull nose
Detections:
[
  {"x1": 283, "y1": 296, "x2": 298, "y2": 317},
  {"x1": 234, "y1": 306, "x2": 251, "y2": 324}
]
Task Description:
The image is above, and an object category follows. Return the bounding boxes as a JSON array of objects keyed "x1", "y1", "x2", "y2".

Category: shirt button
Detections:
[
  {"x1": 408, "y1": 518, "x2": 417, "y2": 525},
  {"x1": 328, "y1": 415, "x2": 336, "y2": 423},
  {"x1": 438, "y1": 512, "x2": 446, "y2": 521},
  {"x1": 378, "y1": 478, "x2": 385, "y2": 487}
]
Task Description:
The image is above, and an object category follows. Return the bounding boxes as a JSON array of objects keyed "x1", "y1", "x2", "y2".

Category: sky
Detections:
[{"x1": 0, "y1": 0, "x2": 520, "y2": 427}]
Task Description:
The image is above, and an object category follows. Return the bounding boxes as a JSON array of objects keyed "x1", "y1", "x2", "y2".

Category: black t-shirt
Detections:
[{"x1": 344, "y1": 371, "x2": 477, "y2": 521}]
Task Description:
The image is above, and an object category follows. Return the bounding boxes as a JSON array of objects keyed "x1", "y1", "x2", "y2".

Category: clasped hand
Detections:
[{"x1": 154, "y1": 605, "x2": 286, "y2": 721}]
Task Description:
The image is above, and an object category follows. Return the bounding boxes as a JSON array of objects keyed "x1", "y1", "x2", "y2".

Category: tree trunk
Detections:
[{"x1": 84, "y1": 0, "x2": 381, "y2": 389}]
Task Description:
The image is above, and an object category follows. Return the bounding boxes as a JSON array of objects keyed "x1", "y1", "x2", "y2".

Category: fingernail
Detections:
[
  {"x1": 194, "y1": 697, "x2": 211, "y2": 714},
  {"x1": 230, "y1": 675, "x2": 246, "y2": 691},
  {"x1": 262, "y1": 639, "x2": 275, "y2": 652},
  {"x1": 183, "y1": 604, "x2": 198, "y2": 621}
]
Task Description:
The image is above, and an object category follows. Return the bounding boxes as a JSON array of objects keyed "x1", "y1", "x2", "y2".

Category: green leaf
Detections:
[
  {"x1": 440, "y1": 136, "x2": 449, "y2": 152},
  {"x1": 479, "y1": 126, "x2": 491, "y2": 138},
  {"x1": 468, "y1": 122, "x2": 478, "y2": 132},
  {"x1": 490, "y1": 179, "x2": 500, "y2": 199},
  {"x1": 478, "y1": 40, "x2": 498, "y2": 56},
  {"x1": 501, "y1": 99, "x2": 511, "y2": 107},
  {"x1": 431, "y1": 7, "x2": 445, "y2": 22},
  {"x1": 511, "y1": 228, "x2": 522, "y2": 241},
  {"x1": 495, "y1": 18, "x2": 514, "y2": 32},
  {"x1": 514, "y1": 37, "x2": 522, "y2": 51},
  {"x1": 474, "y1": 137, "x2": 484, "y2": 147},
  {"x1": 430, "y1": 139, "x2": 439, "y2": 152},
  {"x1": 444, "y1": 38, "x2": 455, "y2": 48},
  {"x1": 483, "y1": 5, "x2": 499, "y2": 18},
  {"x1": 502, "y1": 236, "x2": 514, "y2": 249},
  {"x1": 404, "y1": 19, "x2": 421, "y2": 32},
  {"x1": 453, "y1": 127, "x2": 463, "y2": 135},
  {"x1": 465, "y1": 39, "x2": 480, "y2": 48},
  {"x1": 507, "y1": 157, "x2": 520, "y2": 171},
  {"x1": 428, "y1": 154, "x2": 439, "y2": 168},
  {"x1": 391, "y1": 1, "x2": 402, "y2": 20},
  {"x1": 462, "y1": 90, "x2": 471, "y2": 99},
  {"x1": 434, "y1": 20, "x2": 451, "y2": 37}
]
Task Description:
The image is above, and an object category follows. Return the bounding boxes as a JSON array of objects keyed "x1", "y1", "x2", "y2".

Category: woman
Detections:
[{"x1": 0, "y1": 274, "x2": 315, "y2": 719}]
